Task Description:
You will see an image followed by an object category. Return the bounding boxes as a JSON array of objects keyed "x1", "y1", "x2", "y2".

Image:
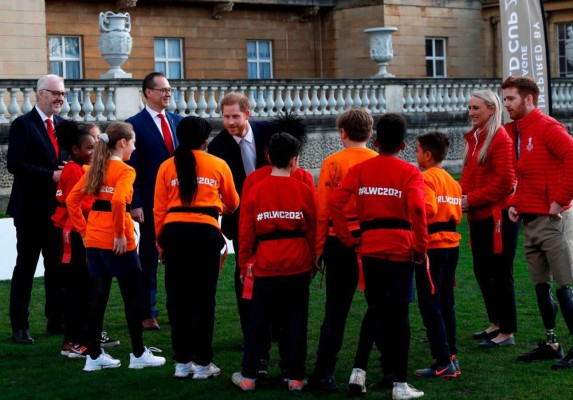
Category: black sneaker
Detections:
[
  {"x1": 100, "y1": 332, "x2": 120, "y2": 348},
  {"x1": 308, "y1": 373, "x2": 337, "y2": 391},
  {"x1": 517, "y1": 341, "x2": 563, "y2": 362},
  {"x1": 552, "y1": 347, "x2": 573, "y2": 370},
  {"x1": 414, "y1": 361, "x2": 458, "y2": 378}
]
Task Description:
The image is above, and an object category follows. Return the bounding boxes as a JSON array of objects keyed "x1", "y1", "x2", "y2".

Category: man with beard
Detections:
[
  {"x1": 503, "y1": 76, "x2": 573, "y2": 370},
  {"x1": 7, "y1": 74, "x2": 68, "y2": 343},
  {"x1": 207, "y1": 92, "x2": 272, "y2": 346}
]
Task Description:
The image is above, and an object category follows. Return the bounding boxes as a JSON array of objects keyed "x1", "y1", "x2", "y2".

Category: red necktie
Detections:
[
  {"x1": 46, "y1": 118, "x2": 59, "y2": 159},
  {"x1": 158, "y1": 114, "x2": 174, "y2": 156}
]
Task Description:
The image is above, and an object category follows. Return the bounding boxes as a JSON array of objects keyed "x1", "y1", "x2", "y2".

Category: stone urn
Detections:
[
  {"x1": 98, "y1": 11, "x2": 133, "y2": 79},
  {"x1": 363, "y1": 27, "x2": 398, "y2": 78}
]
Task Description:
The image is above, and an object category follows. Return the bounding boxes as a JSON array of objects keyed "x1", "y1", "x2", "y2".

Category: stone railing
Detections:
[{"x1": 1, "y1": 78, "x2": 572, "y2": 122}]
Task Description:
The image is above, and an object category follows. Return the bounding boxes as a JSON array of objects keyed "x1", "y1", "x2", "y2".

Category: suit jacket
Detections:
[
  {"x1": 207, "y1": 120, "x2": 273, "y2": 240},
  {"x1": 126, "y1": 109, "x2": 183, "y2": 211},
  {"x1": 7, "y1": 107, "x2": 65, "y2": 219}
]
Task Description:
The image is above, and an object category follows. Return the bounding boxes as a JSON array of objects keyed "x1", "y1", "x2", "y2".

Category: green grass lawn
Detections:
[{"x1": 1, "y1": 217, "x2": 573, "y2": 399}]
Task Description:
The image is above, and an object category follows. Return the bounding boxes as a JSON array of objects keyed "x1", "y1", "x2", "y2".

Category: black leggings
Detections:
[{"x1": 85, "y1": 249, "x2": 144, "y2": 359}]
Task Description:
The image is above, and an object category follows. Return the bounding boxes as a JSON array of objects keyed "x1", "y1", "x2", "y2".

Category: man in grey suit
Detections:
[
  {"x1": 7, "y1": 74, "x2": 67, "y2": 343},
  {"x1": 126, "y1": 72, "x2": 183, "y2": 331}
]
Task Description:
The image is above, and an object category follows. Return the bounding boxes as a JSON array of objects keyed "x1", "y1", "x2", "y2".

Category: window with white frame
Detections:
[
  {"x1": 154, "y1": 38, "x2": 184, "y2": 79},
  {"x1": 49, "y1": 36, "x2": 82, "y2": 78},
  {"x1": 247, "y1": 40, "x2": 273, "y2": 79},
  {"x1": 557, "y1": 22, "x2": 573, "y2": 77},
  {"x1": 425, "y1": 37, "x2": 447, "y2": 78}
]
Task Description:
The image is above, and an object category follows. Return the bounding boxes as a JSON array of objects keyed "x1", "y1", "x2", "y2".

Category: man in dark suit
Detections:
[
  {"x1": 126, "y1": 72, "x2": 183, "y2": 330},
  {"x1": 207, "y1": 92, "x2": 272, "y2": 340},
  {"x1": 7, "y1": 74, "x2": 68, "y2": 343}
]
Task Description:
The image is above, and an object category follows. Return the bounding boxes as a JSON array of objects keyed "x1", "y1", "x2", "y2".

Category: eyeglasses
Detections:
[
  {"x1": 42, "y1": 89, "x2": 67, "y2": 98},
  {"x1": 149, "y1": 87, "x2": 173, "y2": 95}
]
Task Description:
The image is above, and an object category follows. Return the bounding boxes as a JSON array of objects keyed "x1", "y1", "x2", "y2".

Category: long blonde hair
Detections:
[
  {"x1": 84, "y1": 122, "x2": 134, "y2": 195},
  {"x1": 463, "y1": 89, "x2": 502, "y2": 165}
]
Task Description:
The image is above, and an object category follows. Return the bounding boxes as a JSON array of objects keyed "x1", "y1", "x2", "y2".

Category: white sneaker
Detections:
[
  {"x1": 174, "y1": 361, "x2": 197, "y2": 378},
  {"x1": 83, "y1": 349, "x2": 121, "y2": 372},
  {"x1": 392, "y1": 382, "x2": 424, "y2": 400},
  {"x1": 232, "y1": 372, "x2": 256, "y2": 391},
  {"x1": 193, "y1": 362, "x2": 221, "y2": 379},
  {"x1": 128, "y1": 347, "x2": 166, "y2": 369},
  {"x1": 348, "y1": 368, "x2": 367, "y2": 394}
]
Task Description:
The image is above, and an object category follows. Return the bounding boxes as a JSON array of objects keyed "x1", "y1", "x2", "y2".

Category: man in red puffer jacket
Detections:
[{"x1": 502, "y1": 76, "x2": 573, "y2": 370}]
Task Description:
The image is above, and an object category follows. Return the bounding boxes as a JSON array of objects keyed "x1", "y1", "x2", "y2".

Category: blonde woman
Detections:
[{"x1": 460, "y1": 89, "x2": 519, "y2": 348}]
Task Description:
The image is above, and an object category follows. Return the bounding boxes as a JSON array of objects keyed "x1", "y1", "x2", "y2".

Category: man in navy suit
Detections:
[
  {"x1": 207, "y1": 92, "x2": 272, "y2": 341},
  {"x1": 7, "y1": 74, "x2": 68, "y2": 343},
  {"x1": 126, "y1": 72, "x2": 183, "y2": 330}
]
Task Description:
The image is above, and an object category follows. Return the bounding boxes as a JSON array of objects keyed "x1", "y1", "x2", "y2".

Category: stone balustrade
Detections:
[
  {"x1": 1, "y1": 78, "x2": 572, "y2": 123},
  {"x1": 1, "y1": 77, "x2": 572, "y2": 212}
]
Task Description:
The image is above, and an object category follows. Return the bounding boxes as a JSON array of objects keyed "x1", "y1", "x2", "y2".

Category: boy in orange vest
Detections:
[{"x1": 413, "y1": 132, "x2": 462, "y2": 378}]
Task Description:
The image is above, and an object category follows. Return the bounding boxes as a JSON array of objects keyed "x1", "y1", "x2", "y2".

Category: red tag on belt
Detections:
[
  {"x1": 242, "y1": 263, "x2": 254, "y2": 300},
  {"x1": 357, "y1": 252, "x2": 365, "y2": 292},
  {"x1": 61, "y1": 217, "x2": 73, "y2": 264}
]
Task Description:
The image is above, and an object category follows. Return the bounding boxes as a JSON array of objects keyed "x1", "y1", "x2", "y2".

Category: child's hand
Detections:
[
  {"x1": 314, "y1": 255, "x2": 324, "y2": 274},
  {"x1": 113, "y1": 236, "x2": 127, "y2": 255}
]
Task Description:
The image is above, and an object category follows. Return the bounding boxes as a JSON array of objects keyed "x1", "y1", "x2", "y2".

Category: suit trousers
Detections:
[{"x1": 10, "y1": 215, "x2": 64, "y2": 331}]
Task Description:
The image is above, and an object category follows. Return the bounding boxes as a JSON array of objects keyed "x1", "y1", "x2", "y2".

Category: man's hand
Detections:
[
  {"x1": 130, "y1": 207, "x2": 144, "y2": 223},
  {"x1": 508, "y1": 206, "x2": 521, "y2": 223},
  {"x1": 549, "y1": 201, "x2": 563, "y2": 220},
  {"x1": 52, "y1": 165, "x2": 64, "y2": 183}
]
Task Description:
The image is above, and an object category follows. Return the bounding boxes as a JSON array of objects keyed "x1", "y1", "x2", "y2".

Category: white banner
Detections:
[{"x1": 499, "y1": 0, "x2": 550, "y2": 114}]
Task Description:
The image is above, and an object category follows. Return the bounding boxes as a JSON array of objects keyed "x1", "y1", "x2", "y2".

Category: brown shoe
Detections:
[{"x1": 142, "y1": 318, "x2": 160, "y2": 330}]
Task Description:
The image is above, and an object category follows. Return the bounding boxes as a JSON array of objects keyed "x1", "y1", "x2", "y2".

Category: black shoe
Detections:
[
  {"x1": 12, "y1": 329, "x2": 35, "y2": 344},
  {"x1": 100, "y1": 331, "x2": 120, "y2": 348},
  {"x1": 477, "y1": 337, "x2": 515, "y2": 348},
  {"x1": 472, "y1": 329, "x2": 500, "y2": 340},
  {"x1": 552, "y1": 348, "x2": 573, "y2": 370},
  {"x1": 308, "y1": 373, "x2": 337, "y2": 391},
  {"x1": 518, "y1": 341, "x2": 563, "y2": 362}
]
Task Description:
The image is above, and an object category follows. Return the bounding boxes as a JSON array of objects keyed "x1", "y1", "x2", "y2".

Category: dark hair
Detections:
[
  {"x1": 375, "y1": 113, "x2": 407, "y2": 152},
  {"x1": 175, "y1": 116, "x2": 213, "y2": 205},
  {"x1": 336, "y1": 107, "x2": 373, "y2": 142},
  {"x1": 267, "y1": 132, "x2": 301, "y2": 169},
  {"x1": 501, "y1": 76, "x2": 540, "y2": 106},
  {"x1": 417, "y1": 131, "x2": 451, "y2": 162},
  {"x1": 55, "y1": 120, "x2": 91, "y2": 153},
  {"x1": 142, "y1": 72, "x2": 166, "y2": 99},
  {"x1": 268, "y1": 111, "x2": 307, "y2": 147}
]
